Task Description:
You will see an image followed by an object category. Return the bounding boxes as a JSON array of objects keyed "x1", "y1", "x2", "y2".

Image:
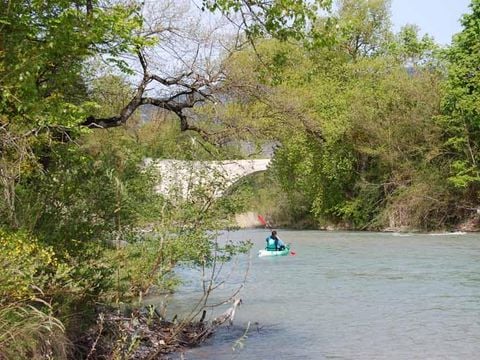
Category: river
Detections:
[{"x1": 165, "y1": 229, "x2": 480, "y2": 359}]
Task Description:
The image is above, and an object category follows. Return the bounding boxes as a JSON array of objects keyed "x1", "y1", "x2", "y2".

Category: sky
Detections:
[{"x1": 390, "y1": 0, "x2": 471, "y2": 45}]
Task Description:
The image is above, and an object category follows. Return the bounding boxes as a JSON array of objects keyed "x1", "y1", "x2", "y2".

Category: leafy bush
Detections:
[
  {"x1": 0, "y1": 229, "x2": 55, "y2": 302},
  {"x1": 381, "y1": 170, "x2": 459, "y2": 231},
  {"x1": 0, "y1": 230, "x2": 69, "y2": 359}
]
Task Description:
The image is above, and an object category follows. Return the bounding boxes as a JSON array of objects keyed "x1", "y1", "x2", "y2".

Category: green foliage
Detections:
[
  {"x1": 0, "y1": 1, "x2": 147, "y2": 229},
  {"x1": 89, "y1": 74, "x2": 136, "y2": 118},
  {"x1": 0, "y1": 229, "x2": 110, "y2": 358},
  {"x1": 1, "y1": 118, "x2": 253, "y2": 348},
  {"x1": 0, "y1": 0, "x2": 332, "y2": 355},
  {"x1": 220, "y1": 0, "x2": 458, "y2": 230},
  {"x1": 381, "y1": 167, "x2": 460, "y2": 230},
  {"x1": 3, "y1": 0, "x2": 478, "y2": 354},
  {"x1": 201, "y1": 0, "x2": 333, "y2": 40},
  {"x1": 332, "y1": 182, "x2": 383, "y2": 229},
  {"x1": 0, "y1": 229, "x2": 55, "y2": 302},
  {"x1": 13, "y1": 137, "x2": 161, "y2": 254},
  {"x1": 333, "y1": 0, "x2": 393, "y2": 59},
  {"x1": 108, "y1": 227, "x2": 251, "y2": 301},
  {"x1": 439, "y1": 0, "x2": 480, "y2": 192},
  {"x1": 225, "y1": 171, "x2": 307, "y2": 226},
  {"x1": 138, "y1": 115, "x2": 226, "y2": 160},
  {"x1": 0, "y1": 0, "x2": 145, "y2": 131},
  {"x1": 0, "y1": 227, "x2": 114, "y2": 312},
  {"x1": 391, "y1": 24, "x2": 438, "y2": 65}
]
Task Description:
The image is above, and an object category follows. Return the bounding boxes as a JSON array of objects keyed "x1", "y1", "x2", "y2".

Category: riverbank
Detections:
[
  {"x1": 76, "y1": 300, "x2": 242, "y2": 359},
  {"x1": 76, "y1": 309, "x2": 211, "y2": 359},
  {"x1": 234, "y1": 212, "x2": 480, "y2": 232}
]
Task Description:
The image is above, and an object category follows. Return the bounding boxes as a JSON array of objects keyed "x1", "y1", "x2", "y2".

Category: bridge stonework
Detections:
[{"x1": 145, "y1": 158, "x2": 271, "y2": 198}]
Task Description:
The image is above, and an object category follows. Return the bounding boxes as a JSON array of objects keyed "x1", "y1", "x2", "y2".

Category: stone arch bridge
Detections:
[{"x1": 145, "y1": 158, "x2": 271, "y2": 199}]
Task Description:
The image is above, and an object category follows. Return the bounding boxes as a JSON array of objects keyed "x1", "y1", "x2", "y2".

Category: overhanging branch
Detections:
[{"x1": 82, "y1": 51, "x2": 215, "y2": 132}]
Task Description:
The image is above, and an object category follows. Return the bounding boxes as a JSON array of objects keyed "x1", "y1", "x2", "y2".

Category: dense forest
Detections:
[
  {"x1": 1, "y1": 0, "x2": 480, "y2": 358},
  {"x1": 228, "y1": 1, "x2": 480, "y2": 231}
]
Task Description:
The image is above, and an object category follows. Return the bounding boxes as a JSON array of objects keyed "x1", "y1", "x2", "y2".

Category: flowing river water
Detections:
[{"x1": 162, "y1": 229, "x2": 480, "y2": 359}]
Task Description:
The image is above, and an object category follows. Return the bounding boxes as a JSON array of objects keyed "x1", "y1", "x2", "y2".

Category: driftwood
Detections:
[
  {"x1": 212, "y1": 298, "x2": 242, "y2": 326},
  {"x1": 78, "y1": 299, "x2": 242, "y2": 359}
]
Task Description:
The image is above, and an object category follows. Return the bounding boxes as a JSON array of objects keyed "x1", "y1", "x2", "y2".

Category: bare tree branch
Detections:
[
  {"x1": 86, "y1": 0, "x2": 93, "y2": 16},
  {"x1": 82, "y1": 2, "x2": 236, "y2": 136},
  {"x1": 82, "y1": 54, "x2": 216, "y2": 131},
  {"x1": 138, "y1": 49, "x2": 148, "y2": 74}
]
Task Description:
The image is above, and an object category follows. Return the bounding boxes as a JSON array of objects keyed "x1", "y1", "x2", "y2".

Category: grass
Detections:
[{"x1": 0, "y1": 299, "x2": 69, "y2": 360}]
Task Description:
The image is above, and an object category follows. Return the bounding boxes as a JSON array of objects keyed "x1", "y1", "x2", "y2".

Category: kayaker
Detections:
[{"x1": 265, "y1": 230, "x2": 286, "y2": 251}]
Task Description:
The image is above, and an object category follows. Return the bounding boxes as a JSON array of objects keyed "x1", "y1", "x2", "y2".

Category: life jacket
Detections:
[{"x1": 265, "y1": 236, "x2": 277, "y2": 251}]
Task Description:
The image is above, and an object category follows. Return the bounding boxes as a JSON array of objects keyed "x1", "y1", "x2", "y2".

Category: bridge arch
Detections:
[{"x1": 222, "y1": 169, "x2": 270, "y2": 198}]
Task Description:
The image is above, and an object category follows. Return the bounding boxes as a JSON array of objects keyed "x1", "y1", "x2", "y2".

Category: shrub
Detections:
[{"x1": 0, "y1": 229, "x2": 55, "y2": 302}]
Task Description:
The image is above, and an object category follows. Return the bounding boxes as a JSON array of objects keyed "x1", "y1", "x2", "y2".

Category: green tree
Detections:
[
  {"x1": 2, "y1": 1, "x2": 327, "y2": 355},
  {"x1": 202, "y1": 0, "x2": 333, "y2": 40},
  {"x1": 392, "y1": 24, "x2": 437, "y2": 66},
  {"x1": 439, "y1": 0, "x2": 480, "y2": 193},
  {"x1": 334, "y1": 0, "x2": 392, "y2": 59},
  {"x1": 219, "y1": 0, "x2": 451, "y2": 230},
  {"x1": 0, "y1": 0, "x2": 145, "y2": 226}
]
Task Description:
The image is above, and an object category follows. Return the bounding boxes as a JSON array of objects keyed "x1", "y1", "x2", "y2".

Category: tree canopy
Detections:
[
  {"x1": 439, "y1": 0, "x2": 480, "y2": 190},
  {"x1": 1, "y1": 0, "x2": 480, "y2": 357}
]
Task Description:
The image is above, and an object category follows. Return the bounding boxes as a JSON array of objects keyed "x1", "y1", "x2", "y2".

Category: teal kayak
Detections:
[{"x1": 258, "y1": 245, "x2": 290, "y2": 257}]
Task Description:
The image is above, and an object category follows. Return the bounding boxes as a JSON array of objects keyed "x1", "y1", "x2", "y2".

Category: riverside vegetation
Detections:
[
  {"x1": 1, "y1": 0, "x2": 480, "y2": 358},
  {"x1": 227, "y1": 1, "x2": 480, "y2": 232}
]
